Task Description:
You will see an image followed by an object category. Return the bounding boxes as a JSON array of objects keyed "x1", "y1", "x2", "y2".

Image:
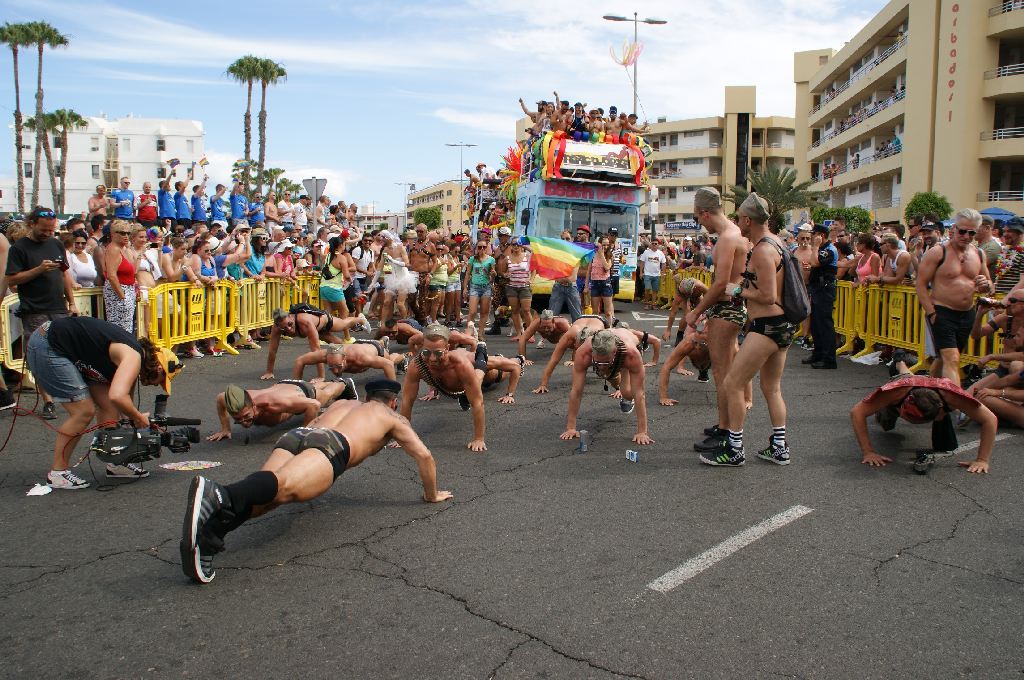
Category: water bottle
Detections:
[{"x1": 578, "y1": 430, "x2": 590, "y2": 453}]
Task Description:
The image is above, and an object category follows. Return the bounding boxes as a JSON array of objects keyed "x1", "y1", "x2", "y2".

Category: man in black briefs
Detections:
[
  {"x1": 207, "y1": 379, "x2": 356, "y2": 441},
  {"x1": 261, "y1": 304, "x2": 368, "y2": 380},
  {"x1": 181, "y1": 379, "x2": 452, "y2": 584}
]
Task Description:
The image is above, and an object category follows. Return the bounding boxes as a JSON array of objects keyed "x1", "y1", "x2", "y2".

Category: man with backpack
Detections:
[{"x1": 701, "y1": 194, "x2": 807, "y2": 467}]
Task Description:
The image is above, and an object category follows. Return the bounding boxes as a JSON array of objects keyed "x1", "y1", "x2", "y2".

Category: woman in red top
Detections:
[
  {"x1": 103, "y1": 219, "x2": 138, "y2": 332},
  {"x1": 137, "y1": 181, "x2": 159, "y2": 227}
]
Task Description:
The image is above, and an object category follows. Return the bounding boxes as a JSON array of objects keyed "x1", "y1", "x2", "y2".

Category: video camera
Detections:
[{"x1": 89, "y1": 395, "x2": 201, "y2": 466}]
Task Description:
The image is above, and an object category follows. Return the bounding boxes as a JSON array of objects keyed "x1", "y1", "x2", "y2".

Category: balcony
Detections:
[
  {"x1": 979, "y1": 127, "x2": 1024, "y2": 159},
  {"x1": 978, "y1": 190, "x2": 1024, "y2": 201},
  {"x1": 809, "y1": 36, "x2": 907, "y2": 117},
  {"x1": 810, "y1": 90, "x2": 905, "y2": 153},
  {"x1": 983, "y1": 63, "x2": 1024, "y2": 99},
  {"x1": 649, "y1": 143, "x2": 723, "y2": 161},
  {"x1": 990, "y1": 2, "x2": 1024, "y2": 38}
]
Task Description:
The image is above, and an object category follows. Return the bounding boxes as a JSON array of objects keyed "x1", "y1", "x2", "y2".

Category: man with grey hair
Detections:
[
  {"x1": 915, "y1": 207, "x2": 993, "y2": 385},
  {"x1": 685, "y1": 187, "x2": 751, "y2": 452},
  {"x1": 559, "y1": 328, "x2": 654, "y2": 446},
  {"x1": 291, "y1": 341, "x2": 408, "y2": 382},
  {"x1": 517, "y1": 309, "x2": 572, "y2": 364},
  {"x1": 261, "y1": 307, "x2": 369, "y2": 380},
  {"x1": 702, "y1": 193, "x2": 796, "y2": 466}
]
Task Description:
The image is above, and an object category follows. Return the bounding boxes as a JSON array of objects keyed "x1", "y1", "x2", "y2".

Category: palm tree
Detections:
[
  {"x1": 50, "y1": 108, "x2": 87, "y2": 213},
  {"x1": 24, "y1": 112, "x2": 59, "y2": 209},
  {"x1": 1, "y1": 23, "x2": 33, "y2": 213},
  {"x1": 24, "y1": 21, "x2": 68, "y2": 208},
  {"x1": 226, "y1": 55, "x2": 261, "y2": 189},
  {"x1": 725, "y1": 165, "x2": 825, "y2": 232},
  {"x1": 255, "y1": 58, "x2": 287, "y2": 196},
  {"x1": 262, "y1": 167, "x2": 286, "y2": 196}
]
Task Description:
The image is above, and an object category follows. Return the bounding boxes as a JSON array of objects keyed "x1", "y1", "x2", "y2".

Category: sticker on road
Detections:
[{"x1": 159, "y1": 460, "x2": 223, "y2": 471}]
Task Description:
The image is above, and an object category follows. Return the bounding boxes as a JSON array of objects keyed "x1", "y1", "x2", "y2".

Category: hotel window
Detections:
[
  {"x1": 156, "y1": 139, "x2": 166, "y2": 151},
  {"x1": 91, "y1": 164, "x2": 100, "y2": 179}
]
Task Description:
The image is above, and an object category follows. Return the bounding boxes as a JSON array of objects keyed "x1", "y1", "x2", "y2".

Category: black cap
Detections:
[
  {"x1": 365, "y1": 378, "x2": 402, "y2": 396},
  {"x1": 812, "y1": 223, "x2": 829, "y2": 235},
  {"x1": 1006, "y1": 217, "x2": 1024, "y2": 232}
]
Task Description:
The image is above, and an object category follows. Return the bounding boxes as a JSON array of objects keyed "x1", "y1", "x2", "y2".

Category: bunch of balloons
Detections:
[{"x1": 610, "y1": 40, "x2": 644, "y2": 67}]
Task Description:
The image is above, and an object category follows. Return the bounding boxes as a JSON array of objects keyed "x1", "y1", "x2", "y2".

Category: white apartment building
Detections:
[{"x1": 3, "y1": 114, "x2": 205, "y2": 215}]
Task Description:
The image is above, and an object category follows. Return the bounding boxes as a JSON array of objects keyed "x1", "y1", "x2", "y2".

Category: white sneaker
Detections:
[
  {"x1": 356, "y1": 314, "x2": 369, "y2": 332},
  {"x1": 466, "y1": 321, "x2": 477, "y2": 339},
  {"x1": 47, "y1": 469, "x2": 90, "y2": 490},
  {"x1": 106, "y1": 462, "x2": 150, "y2": 479},
  {"x1": 536, "y1": 339, "x2": 546, "y2": 349}
]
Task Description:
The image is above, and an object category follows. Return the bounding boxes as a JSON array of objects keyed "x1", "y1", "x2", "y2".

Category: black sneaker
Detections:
[
  {"x1": 0, "y1": 389, "x2": 14, "y2": 411},
  {"x1": 697, "y1": 368, "x2": 710, "y2": 383},
  {"x1": 694, "y1": 431, "x2": 728, "y2": 452},
  {"x1": 339, "y1": 377, "x2": 358, "y2": 400},
  {"x1": 397, "y1": 357, "x2": 409, "y2": 374},
  {"x1": 703, "y1": 424, "x2": 724, "y2": 437},
  {"x1": 699, "y1": 441, "x2": 745, "y2": 466},
  {"x1": 41, "y1": 402, "x2": 56, "y2": 420},
  {"x1": 619, "y1": 398, "x2": 635, "y2": 414},
  {"x1": 756, "y1": 442, "x2": 791, "y2": 466},
  {"x1": 913, "y1": 451, "x2": 934, "y2": 475},
  {"x1": 180, "y1": 476, "x2": 228, "y2": 584}
]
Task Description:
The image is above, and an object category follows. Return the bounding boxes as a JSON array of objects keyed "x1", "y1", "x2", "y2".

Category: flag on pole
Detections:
[
  {"x1": 198, "y1": 156, "x2": 209, "y2": 168},
  {"x1": 525, "y1": 236, "x2": 596, "y2": 280},
  {"x1": 167, "y1": 158, "x2": 180, "y2": 168}
]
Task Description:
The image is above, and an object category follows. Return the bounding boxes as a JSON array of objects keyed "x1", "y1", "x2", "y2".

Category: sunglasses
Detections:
[
  {"x1": 956, "y1": 228, "x2": 976, "y2": 237},
  {"x1": 419, "y1": 348, "x2": 446, "y2": 359},
  {"x1": 115, "y1": 230, "x2": 132, "y2": 236},
  {"x1": 35, "y1": 210, "x2": 56, "y2": 219}
]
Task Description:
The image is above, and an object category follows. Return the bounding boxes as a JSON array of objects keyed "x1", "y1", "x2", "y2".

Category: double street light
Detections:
[
  {"x1": 602, "y1": 12, "x2": 668, "y2": 117},
  {"x1": 446, "y1": 142, "x2": 477, "y2": 232}
]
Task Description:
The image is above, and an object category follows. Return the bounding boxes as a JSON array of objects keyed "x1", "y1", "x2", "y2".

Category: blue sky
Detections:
[{"x1": 0, "y1": 0, "x2": 886, "y2": 212}]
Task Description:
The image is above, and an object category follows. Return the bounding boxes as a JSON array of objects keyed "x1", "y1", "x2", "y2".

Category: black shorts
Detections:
[
  {"x1": 273, "y1": 427, "x2": 350, "y2": 480},
  {"x1": 929, "y1": 305, "x2": 975, "y2": 352},
  {"x1": 354, "y1": 338, "x2": 385, "y2": 357},
  {"x1": 277, "y1": 379, "x2": 317, "y2": 400},
  {"x1": 748, "y1": 314, "x2": 796, "y2": 349}
]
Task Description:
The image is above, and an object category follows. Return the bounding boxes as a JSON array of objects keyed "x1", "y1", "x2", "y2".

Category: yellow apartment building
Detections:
[
  {"x1": 795, "y1": 0, "x2": 1024, "y2": 224},
  {"x1": 406, "y1": 179, "x2": 465, "y2": 230}
]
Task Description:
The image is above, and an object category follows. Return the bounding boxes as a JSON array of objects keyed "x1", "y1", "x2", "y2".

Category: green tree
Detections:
[
  {"x1": 50, "y1": 108, "x2": 86, "y2": 213},
  {"x1": 810, "y1": 206, "x2": 873, "y2": 233},
  {"x1": 412, "y1": 206, "x2": 442, "y2": 231},
  {"x1": 725, "y1": 165, "x2": 825, "y2": 232},
  {"x1": 1, "y1": 23, "x2": 33, "y2": 213},
  {"x1": 255, "y1": 58, "x2": 287, "y2": 196},
  {"x1": 226, "y1": 55, "x2": 261, "y2": 190},
  {"x1": 903, "y1": 191, "x2": 953, "y2": 224},
  {"x1": 275, "y1": 177, "x2": 302, "y2": 197},
  {"x1": 24, "y1": 21, "x2": 68, "y2": 208},
  {"x1": 24, "y1": 112, "x2": 59, "y2": 209}
]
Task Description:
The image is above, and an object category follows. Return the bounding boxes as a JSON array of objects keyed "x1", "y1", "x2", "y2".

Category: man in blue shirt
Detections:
[
  {"x1": 209, "y1": 184, "x2": 228, "y2": 229},
  {"x1": 174, "y1": 179, "x2": 192, "y2": 231},
  {"x1": 191, "y1": 178, "x2": 209, "y2": 229},
  {"x1": 158, "y1": 176, "x2": 177, "y2": 231},
  {"x1": 109, "y1": 176, "x2": 135, "y2": 221},
  {"x1": 248, "y1": 193, "x2": 265, "y2": 226},
  {"x1": 230, "y1": 183, "x2": 248, "y2": 227},
  {"x1": 804, "y1": 223, "x2": 839, "y2": 369}
]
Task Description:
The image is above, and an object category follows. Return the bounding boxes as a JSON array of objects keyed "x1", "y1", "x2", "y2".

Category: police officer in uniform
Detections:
[{"x1": 803, "y1": 223, "x2": 839, "y2": 369}]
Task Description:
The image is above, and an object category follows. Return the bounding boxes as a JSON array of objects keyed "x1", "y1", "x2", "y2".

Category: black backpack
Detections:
[{"x1": 757, "y1": 237, "x2": 811, "y2": 324}]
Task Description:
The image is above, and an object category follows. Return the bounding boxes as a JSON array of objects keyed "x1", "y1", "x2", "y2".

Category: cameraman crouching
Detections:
[{"x1": 26, "y1": 316, "x2": 182, "y2": 489}]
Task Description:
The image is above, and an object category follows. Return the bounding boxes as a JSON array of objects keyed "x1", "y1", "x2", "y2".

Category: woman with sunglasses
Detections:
[
  {"x1": 186, "y1": 238, "x2": 225, "y2": 358},
  {"x1": 63, "y1": 229, "x2": 98, "y2": 288},
  {"x1": 463, "y1": 240, "x2": 495, "y2": 331},
  {"x1": 504, "y1": 237, "x2": 533, "y2": 338},
  {"x1": 102, "y1": 219, "x2": 138, "y2": 333},
  {"x1": 318, "y1": 236, "x2": 351, "y2": 320},
  {"x1": 245, "y1": 230, "x2": 271, "y2": 344}
]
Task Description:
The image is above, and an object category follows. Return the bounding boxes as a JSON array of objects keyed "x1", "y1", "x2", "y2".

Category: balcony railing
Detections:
[
  {"x1": 810, "y1": 90, "x2": 906, "y2": 151},
  {"x1": 980, "y1": 127, "x2": 1024, "y2": 140},
  {"x1": 809, "y1": 35, "x2": 908, "y2": 116},
  {"x1": 989, "y1": 1, "x2": 1024, "y2": 17},
  {"x1": 984, "y1": 63, "x2": 1024, "y2": 79},
  {"x1": 812, "y1": 144, "x2": 902, "y2": 183},
  {"x1": 871, "y1": 196, "x2": 901, "y2": 209},
  {"x1": 978, "y1": 190, "x2": 1024, "y2": 201}
]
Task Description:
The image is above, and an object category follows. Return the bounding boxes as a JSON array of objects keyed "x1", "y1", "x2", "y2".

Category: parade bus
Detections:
[{"x1": 471, "y1": 133, "x2": 651, "y2": 304}]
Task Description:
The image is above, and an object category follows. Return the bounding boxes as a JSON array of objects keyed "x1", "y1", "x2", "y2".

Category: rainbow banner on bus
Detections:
[{"x1": 526, "y1": 236, "x2": 596, "y2": 280}]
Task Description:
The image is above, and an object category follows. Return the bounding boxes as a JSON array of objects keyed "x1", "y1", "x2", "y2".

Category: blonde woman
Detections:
[{"x1": 102, "y1": 219, "x2": 137, "y2": 332}]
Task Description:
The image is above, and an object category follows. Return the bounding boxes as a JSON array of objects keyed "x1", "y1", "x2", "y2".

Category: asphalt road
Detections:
[{"x1": 1, "y1": 301, "x2": 1021, "y2": 679}]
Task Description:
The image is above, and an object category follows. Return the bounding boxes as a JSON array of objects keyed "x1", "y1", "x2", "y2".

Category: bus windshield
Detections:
[{"x1": 532, "y1": 200, "x2": 637, "y2": 240}]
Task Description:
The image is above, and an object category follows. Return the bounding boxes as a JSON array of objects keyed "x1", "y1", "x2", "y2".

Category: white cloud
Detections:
[
  {"x1": 198, "y1": 150, "x2": 356, "y2": 199},
  {"x1": 91, "y1": 68, "x2": 226, "y2": 87},
  {"x1": 432, "y1": 108, "x2": 517, "y2": 139}
]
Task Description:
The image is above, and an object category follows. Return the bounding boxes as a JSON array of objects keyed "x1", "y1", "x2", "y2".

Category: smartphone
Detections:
[{"x1": 55, "y1": 256, "x2": 69, "y2": 272}]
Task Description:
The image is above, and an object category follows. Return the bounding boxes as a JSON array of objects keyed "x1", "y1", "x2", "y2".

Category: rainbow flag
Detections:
[{"x1": 526, "y1": 236, "x2": 596, "y2": 280}]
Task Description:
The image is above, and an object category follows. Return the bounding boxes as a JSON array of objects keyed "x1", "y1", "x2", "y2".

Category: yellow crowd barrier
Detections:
[{"x1": 146, "y1": 281, "x2": 238, "y2": 355}]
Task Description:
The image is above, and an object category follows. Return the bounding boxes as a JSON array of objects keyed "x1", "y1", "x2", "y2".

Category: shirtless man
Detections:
[
  {"x1": 531, "y1": 314, "x2": 617, "y2": 393},
  {"x1": 518, "y1": 310, "x2": 571, "y2": 363},
  {"x1": 559, "y1": 328, "x2": 654, "y2": 446},
  {"x1": 261, "y1": 305, "x2": 368, "y2": 380},
  {"x1": 686, "y1": 187, "x2": 750, "y2": 452},
  {"x1": 662, "y1": 276, "x2": 708, "y2": 346},
  {"x1": 181, "y1": 379, "x2": 452, "y2": 584},
  {"x1": 407, "y1": 326, "x2": 478, "y2": 355},
  {"x1": 659, "y1": 318, "x2": 712, "y2": 405},
  {"x1": 605, "y1": 106, "x2": 622, "y2": 137},
  {"x1": 915, "y1": 208, "x2": 993, "y2": 385},
  {"x1": 966, "y1": 293, "x2": 1024, "y2": 401},
  {"x1": 207, "y1": 378, "x2": 357, "y2": 441},
  {"x1": 292, "y1": 341, "x2": 408, "y2": 382},
  {"x1": 519, "y1": 98, "x2": 548, "y2": 137},
  {"x1": 375, "y1": 317, "x2": 424, "y2": 345},
  {"x1": 408, "y1": 223, "x2": 438, "y2": 323},
  {"x1": 702, "y1": 194, "x2": 796, "y2": 467},
  {"x1": 792, "y1": 226, "x2": 817, "y2": 345},
  {"x1": 400, "y1": 324, "x2": 492, "y2": 452},
  {"x1": 849, "y1": 374, "x2": 997, "y2": 474}
]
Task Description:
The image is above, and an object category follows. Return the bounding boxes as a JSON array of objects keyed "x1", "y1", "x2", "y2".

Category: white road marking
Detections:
[
  {"x1": 951, "y1": 432, "x2": 1014, "y2": 455},
  {"x1": 631, "y1": 311, "x2": 668, "y2": 322},
  {"x1": 646, "y1": 505, "x2": 813, "y2": 593}
]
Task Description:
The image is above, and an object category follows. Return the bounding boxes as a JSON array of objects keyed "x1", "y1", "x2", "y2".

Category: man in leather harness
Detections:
[
  {"x1": 532, "y1": 314, "x2": 625, "y2": 393},
  {"x1": 408, "y1": 224, "x2": 438, "y2": 323},
  {"x1": 181, "y1": 378, "x2": 452, "y2": 584},
  {"x1": 559, "y1": 328, "x2": 655, "y2": 446},
  {"x1": 291, "y1": 341, "x2": 409, "y2": 382},
  {"x1": 207, "y1": 379, "x2": 357, "y2": 441},
  {"x1": 261, "y1": 304, "x2": 368, "y2": 380},
  {"x1": 400, "y1": 323, "x2": 494, "y2": 452}
]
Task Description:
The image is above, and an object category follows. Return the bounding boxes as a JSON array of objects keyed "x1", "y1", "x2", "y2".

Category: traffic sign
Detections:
[{"x1": 302, "y1": 177, "x2": 328, "y2": 202}]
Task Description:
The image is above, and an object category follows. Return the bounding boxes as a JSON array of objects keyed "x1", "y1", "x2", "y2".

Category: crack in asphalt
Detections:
[
  {"x1": 487, "y1": 638, "x2": 531, "y2": 680},
  {"x1": 901, "y1": 552, "x2": 1024, "y2": 586},
  {"x1": 871, "y1": 508, "x2": 987, "y2": 587}
]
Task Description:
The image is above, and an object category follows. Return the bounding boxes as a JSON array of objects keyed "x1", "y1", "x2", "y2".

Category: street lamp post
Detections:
[
  {"x1": 602, "y1": 12, "x2": 668, "y2": 117},
  {"x1": 394, "y1": 181, "x2": 414, "y2": 229},
  {"x1": 446, "y1": 142, "x2": 477, "y2": 233}
]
